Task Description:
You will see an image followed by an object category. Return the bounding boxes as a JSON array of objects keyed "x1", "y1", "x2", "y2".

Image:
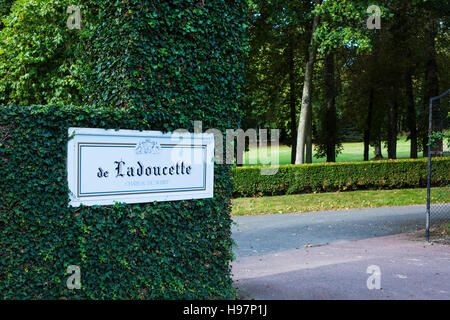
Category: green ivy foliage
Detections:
[
  {"x1": 233, "y1": 158, "x2": 450, "y2": 197},
  {"x1": 0, "y1": 0, "x2": 15, "y2": 29},
  {"x1": 0, "y1": 105, "x2": 236, "y2": 299},
  {"x1": 0, "y1": 0, "x2": 83, "y2": 106},
  {"x1": 80, "y1": 0, "x2": 247, "y2": 133},
  {"x1": 0, "y1": 0, "x2": 247, "y2": 299}
]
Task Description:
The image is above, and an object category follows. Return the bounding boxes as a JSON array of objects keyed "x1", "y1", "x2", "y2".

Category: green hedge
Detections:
[
  {"x1": 233, "y1": 158, "x2": 450, "y2": 197},
  {"x1": 0, "y1": 105, "x2": 236, "y2": 299},
  {"x1": 0, "y1": 0, "x2": 247, "y2": 300}
]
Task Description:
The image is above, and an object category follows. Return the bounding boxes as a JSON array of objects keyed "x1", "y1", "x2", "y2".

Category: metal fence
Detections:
[{"x1": 426, "y1": 89, "x2": 450, "y2": 243}]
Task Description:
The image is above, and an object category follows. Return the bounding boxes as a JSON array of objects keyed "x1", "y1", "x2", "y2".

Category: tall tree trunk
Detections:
[
  {"x1": 325, "y1": 51, "x2": 337, "y2": 162},
  {"x1": 288, "y1": 39, "x2": 297, "y2": 164},
  {"x1": 295, "y1": 1, "x2": 321, "y2": 164},
  {"x1": 428, "y1": 58, "x2": 442, "y2": 156},
  {"x1": 425, "y1": 18, "x2": 442, "y2": 156},
  {"x1": 422, "y1": 136, "x2": 429, "y2": 158},
  {"x1": 405, "y1": 68, "x2": 417, "y2": 158},
  {"x1": 306, "y1": 110, "x2": 313, "y2": 163},
  {"x1": 392, "y1": 97, "x2": 398, "y2": 158},
  {"x1": 364, "y1": 88, "x2": 374, "y2": 161},
  {"x1": 387, "y1": 89, "x2": 398, "y2": 159},
  {"x1": 374, "y1": 140, "x2": 383, "y2": 159}
]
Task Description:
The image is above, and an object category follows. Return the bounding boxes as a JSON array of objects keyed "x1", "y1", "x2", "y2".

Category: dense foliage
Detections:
[
  {"x1": 0, "y1": 0, "x2": 247, "y2": 299},
  {"x1": 80, "y1": 0, "x2": 246, "y2": 132},
  {"x1": 243, "y1": 0, "x2": 449, "y2": 163},
  {"x1": 233, "y1": 157, "x2": 450, "y2": 197},
  {"x1": 0, "y1": 105, "x2": 235, "y2": 299},
  {"x1": 0, "y1": 0, "x2": 82, "y2": 106},
  {"x1": 0, "y1": 0, "x2": 14, "y2": 29}
]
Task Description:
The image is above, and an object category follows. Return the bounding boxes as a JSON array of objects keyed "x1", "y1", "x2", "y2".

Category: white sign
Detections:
[{"x1": 67, "y1": 127, "x2": 214, "y2": 207}]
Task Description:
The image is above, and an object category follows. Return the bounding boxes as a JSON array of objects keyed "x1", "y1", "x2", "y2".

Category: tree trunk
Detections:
[
  {"x1": 288, "y1": 39, "x2": 297, "y2": 164},
  {"x1": 374, "y1": 140, "x2": 383, "y2": 159},
  {"x1": 325, "y1": 51, "x2": 337, "y2": 162},
  {"x1": 392, "y1": 97, "x2": 398, "y2": 158},
  {"x1": 425, "y1": 19, "x2": 442, "y2": 156},
  {"x1": 422, "y1": 136, "x2": 429, "y2": 158},
  {"x1": 306, "y1": 110, "x2": 313, "y2": 163},
  {"x1": 405, "y1": 68, "x2": 417, "y2": 158},
  {"x1": 295, "y1": 1, "x2": 321, "y2": 164},
  {"x1": 428, "y1": 55, "x2": 442, "y2": 156},
  {"x1": 364, "y1": 88, "x2": 374, "y2": 161},
  {"x1": 387, "y1": 90, "x2": 398, "y2": 159}
]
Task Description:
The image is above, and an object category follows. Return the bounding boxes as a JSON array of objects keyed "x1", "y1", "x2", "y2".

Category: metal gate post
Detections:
[{"x1": 426, "y1": 98, "x2": 432, "y2": 242}]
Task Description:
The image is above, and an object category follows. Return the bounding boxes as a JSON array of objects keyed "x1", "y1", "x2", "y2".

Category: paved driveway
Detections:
[
  {"x1": 232, "y1": 233, "x2": 450, "y2": 300},
  {"x1": 232, "y1": 205, "x2": 427, "y2": 257},
  {"x1": 231, "y1": 205, "x2": 450, "y2": 300}
]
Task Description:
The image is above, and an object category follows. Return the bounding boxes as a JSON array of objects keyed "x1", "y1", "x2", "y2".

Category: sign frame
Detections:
[{"x1": 67, "y1": 127, "x2": 214, "y2": 207}]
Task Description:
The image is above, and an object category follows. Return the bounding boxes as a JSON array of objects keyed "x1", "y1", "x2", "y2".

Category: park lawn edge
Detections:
[{"x1": 231, "y1": 187, "x2": 448, "y2": 216}]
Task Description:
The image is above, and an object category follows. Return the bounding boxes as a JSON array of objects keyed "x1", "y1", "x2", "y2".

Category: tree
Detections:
[
  {"x1": 0, "y1": 0, "x2": 15, "y2": 29},
  {"x1": 294, "y1": 0, "x2": 321, "y2": 164},
  {"x1": 336, "y1": 1, "x2": 448, "y2": 162},
  {"x1": 414, "y1": 0, "x2": 449, "y2": 156},
  {"x1": 243, "y1": 0, "x2": 314, "y2": 163},
  {"x1": 0, "y1": 0, "x2": 82, "y2": 106},
  {"x1": 295, "y1": 0, "x2": 380, "y2": 164},
  {"x1": 323, "y1": 50, "x2": 338, "y2": 162}
]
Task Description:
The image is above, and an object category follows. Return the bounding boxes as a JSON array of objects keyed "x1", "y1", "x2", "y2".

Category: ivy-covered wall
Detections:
[
  {"x1": 81, "y1": 0, "x2": 246, "y2": 133},
  {"x1": 0, "y1": 105, "x2": 234, "y2": 299},
  {"x1": 0, "y1": 0, "x2": 247, "y2": 299}
]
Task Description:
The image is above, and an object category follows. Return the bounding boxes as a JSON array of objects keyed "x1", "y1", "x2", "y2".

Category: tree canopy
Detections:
[{"x1": 0, "y1": 0, "x2": 448, "y2": 161}]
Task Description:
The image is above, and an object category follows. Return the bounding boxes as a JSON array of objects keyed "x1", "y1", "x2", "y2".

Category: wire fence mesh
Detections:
[
  {"x1": 427, "y1": 89, "x2": 450, "y2": 243},
  {"x1": 428, "y1": 173, "x2": 450, "y2": 243}
]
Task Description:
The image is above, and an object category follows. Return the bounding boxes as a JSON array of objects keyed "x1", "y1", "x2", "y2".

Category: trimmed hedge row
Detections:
[{"x1": 232, "y1": 158, "x2": 450, "y2": 197}]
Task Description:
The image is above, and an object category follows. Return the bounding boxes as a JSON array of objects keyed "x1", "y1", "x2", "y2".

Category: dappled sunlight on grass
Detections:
[
  {"x1": 231, "y1": 188, "x2": 447, "y2": 216},
  {"x1": 243, "y1": 138, "x2": 424, "y2": 166}
]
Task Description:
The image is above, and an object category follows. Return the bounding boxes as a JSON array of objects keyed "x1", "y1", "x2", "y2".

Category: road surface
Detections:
[
  {"x1": 231, "y1": 205, "x2": 450, "y2": 299},
  {"x1": 232, "y1": 205, "x2": 428, "y2": 257}
]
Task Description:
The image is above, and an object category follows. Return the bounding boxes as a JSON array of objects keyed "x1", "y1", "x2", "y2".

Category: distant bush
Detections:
[{"x1": 233, "y1": 158, "x2": 450, "y2": 197}]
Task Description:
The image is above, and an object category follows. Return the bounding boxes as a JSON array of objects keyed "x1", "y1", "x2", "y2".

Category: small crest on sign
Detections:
[{"x1": 135, "y1": 139, "x2": 161, "y2": 154}]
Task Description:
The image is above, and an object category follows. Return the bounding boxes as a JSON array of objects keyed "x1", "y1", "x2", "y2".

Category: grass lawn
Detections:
[
  {"x1": 244, "y1": 137, "x2": 423, "y2": 165},
  {"x1": 231, "y1": 187, "x2": 448, "y2": 216}
]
